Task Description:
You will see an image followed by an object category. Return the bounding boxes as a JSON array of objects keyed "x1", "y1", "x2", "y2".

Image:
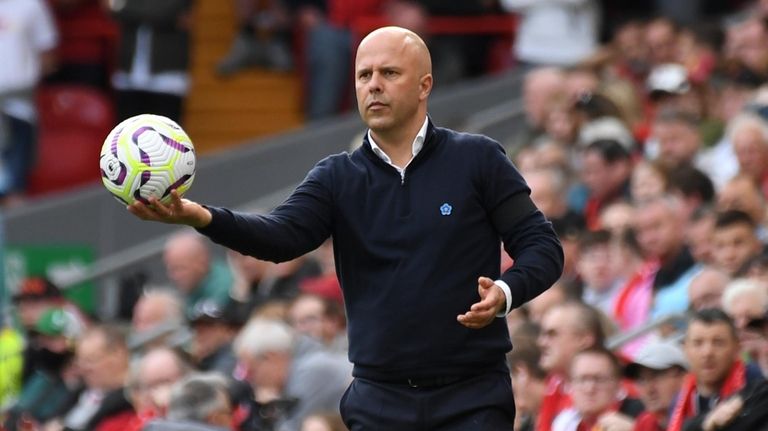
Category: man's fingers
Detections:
[
  {"x1": 470, "y1": 297, "x2": 495, "y2": 312},
  {"x1": 457, "y1": 308, "x2": 494, "y2": 329}
]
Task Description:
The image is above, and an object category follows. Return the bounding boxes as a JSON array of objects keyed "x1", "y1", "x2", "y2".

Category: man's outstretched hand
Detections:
[
  {"x1": 457, "y1": 276, "x2": 507, "y2": 329},
  {"x1": 127, "y1": 189, "x2": 212, "y2": 228}
]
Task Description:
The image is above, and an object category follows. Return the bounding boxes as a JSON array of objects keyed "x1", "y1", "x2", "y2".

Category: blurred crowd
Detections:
[
  {"x1": 5, "y1": 0, "x2": 768, "y2": 430},
  {"x1": 0, "y1": 232, "x2": 350, "y2": 431}
]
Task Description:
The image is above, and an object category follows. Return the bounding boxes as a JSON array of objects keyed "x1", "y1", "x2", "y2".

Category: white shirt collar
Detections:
[{"x1": 367, "y1": 116, "x2": 429, "y2": 170}]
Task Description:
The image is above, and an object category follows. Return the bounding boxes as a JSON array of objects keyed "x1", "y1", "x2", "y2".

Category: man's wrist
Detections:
[{"x1": 494, "y1": 279, "x2": 512, "y2": 317}]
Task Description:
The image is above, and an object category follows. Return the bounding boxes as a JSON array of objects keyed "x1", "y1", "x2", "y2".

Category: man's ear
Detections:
[{"x1": 419, "y1": 74, "x2": 433, "y2": 100}]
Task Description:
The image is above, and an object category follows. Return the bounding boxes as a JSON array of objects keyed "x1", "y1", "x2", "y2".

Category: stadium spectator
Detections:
[
  {"x1": 716, "y1": 174, "x2": 768, "y2": 239},
  {"x1": 163, "y1": 231, "x2": 233, "y2": 315},
  {"x1": 143, "y1": 373, "x2": 233, "y2": 431},
  {"x1": 576, "y1": 230, "x2": 623, "y2": 316},
  {"x1": 53, "y1": 324, "x2": 133, "y2": 431},
  {"x1": 599, "y1": 201, "x2": 635, "y2": 237},
  {"x1": 669, "y1": 309, "x2": 765, "y2": 431},
  {"x1": 552, "y1": 347, "x2": 643, "y2": 431},
  {"x1": 233, "y1": 318, "x2": 351, "y2": 431},
  {"x1": 507, "y1": 339, "x2": 547, "y2": 431},
  {"x1": 650, "y1": 109, "x2": 708, "y2": 173},
  {"x1": 108, "y1": 0, "x2": 193, "y2": 124},
  {"x1": 721, "y1": 278, "x2": 768, "y2": 364},
  {"x1": 12, "y1": 277, "x2": 88, "y2": 383},
  {"x1": 711, "y1": 210, "x2": 762, "y2": 276},
  {"x1": 579, "y1": 139, "x2": 633, "y2": 229},
  {"x1": 516, "y1": 67, "x2": 567, "y2": 148},
  {"x1": 632, "y1": 195, "x2": 697, "y2": 319},
  {"x1": 287, "y1": 293, "x2": 347, "y2": 353},
  {"x1": 724, "y1": 16, "x2": 768, "y2": 83},
  {"x1": 630, "y1": 160, "x2": 669, "y2": 203},
  {"x1": 500, "y1": 0, "x2": 600, "y2": 67},
  {"x1": 126, "y1": 346, "x2": 193, "y2": 429},
  {"x1": 536, "y1": 301, "x2": 606, "y2": 431},
  {"x1": 624, "y1": 341, "x2": 688, "y2": 431},
  {"x1": 666, "y1": 165, "x2": 716, "y2": 220},
  {"x1": 188, "y1": 299, "x2": 243, "y2": 376},
  {"x1": 645, "y1": 17, "x2": 682, "y2": 67},
  {"x1": 3, "y1": 308, "x2": 82, "y2": 430},
  {"x1": 728, "y1": 112, "x2": 768, "y2": 198},
  {"x1": 0, "y1": 0, "x2": 58, "y2": 203},
  {"x1": 685, "y1": 206, "x2": 716, "y2": 265},
  {"x1": 129, "y1": 288, "x2": 191, "y2": 352},
  {"x1": 687, "y1": 266, "x2": 731, "y2": 311}
]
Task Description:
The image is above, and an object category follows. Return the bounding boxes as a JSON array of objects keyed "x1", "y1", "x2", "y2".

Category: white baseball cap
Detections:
[{"x1": 624, "y1": 341, "x2": 688, "y2": 379}]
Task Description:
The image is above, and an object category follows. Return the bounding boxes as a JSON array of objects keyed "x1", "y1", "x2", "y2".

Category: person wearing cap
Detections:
[
  {"x1": 580, "y1": 139, "x2": 633, "y2": 230},
  {"x1": 624, "y1": 341, "x2": 688, "y2": 431},
  {"x1": 12, "y1": 276, "x2": 87, "y2": 333},
  {"x1": 3, "y1": 308, "x2": 83, "y2": 430},
  {"x1": 188, "y1": 299, "x2": 243, "y2": 376},
  {"x1": 669, "y1": 309, "x2": 765, "y2": 431}
]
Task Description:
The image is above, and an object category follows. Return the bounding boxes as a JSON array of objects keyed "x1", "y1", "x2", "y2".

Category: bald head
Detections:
[
  {"x1": 163, "y1": 231, "x2": 211, "y2": 292},
  {"x1": 357, "y1": 26, "x2": 432, "y2": 76},
  {"x1": 355, "y1": 26, "x2": 433, "y2": 141}
]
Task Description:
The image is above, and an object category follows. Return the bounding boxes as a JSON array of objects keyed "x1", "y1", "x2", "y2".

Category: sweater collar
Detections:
[{"x1": 366, "y1": 115, "x2": 429, "y2": 166}]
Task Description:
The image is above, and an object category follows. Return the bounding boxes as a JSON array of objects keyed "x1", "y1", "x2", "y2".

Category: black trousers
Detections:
[{"x1": 340, "y1": 372, "x2": 515, "y2": 431}]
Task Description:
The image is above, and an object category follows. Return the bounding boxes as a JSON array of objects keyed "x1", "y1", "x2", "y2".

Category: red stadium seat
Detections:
[{"x1": 28, "y1": 84, "x2": 115, "y2": 196}]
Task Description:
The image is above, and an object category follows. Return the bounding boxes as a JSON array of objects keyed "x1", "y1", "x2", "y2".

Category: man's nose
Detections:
[{"x1": 368, "y1": 73, "x2": 382, "y2": 92}]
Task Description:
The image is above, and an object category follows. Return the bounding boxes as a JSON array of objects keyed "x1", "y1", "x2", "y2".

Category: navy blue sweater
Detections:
[{"x1": 198, "y1": 121, "x2": 563, "y2": 380}]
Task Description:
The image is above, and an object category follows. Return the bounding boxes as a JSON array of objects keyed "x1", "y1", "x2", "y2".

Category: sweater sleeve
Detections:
[
  {"x1": 480, "y1": 140, "x2": 564, "y2": 310},
  {"x1": 196, "y1": 159, "x2": 335, "y2": 262}
]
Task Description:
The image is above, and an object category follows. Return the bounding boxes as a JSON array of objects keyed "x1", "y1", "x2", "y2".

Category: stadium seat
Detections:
[{"x1": 28, "y1": 84, "x2": 115, "y2": 196}]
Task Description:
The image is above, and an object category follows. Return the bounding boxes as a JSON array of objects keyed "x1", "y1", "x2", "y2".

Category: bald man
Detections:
[
  {"x1": 128, "y1": 26, "x2": 563, "y2": 430},
  {"x1": 162, "y1": 231, "x2": 233, "y2": 314}
]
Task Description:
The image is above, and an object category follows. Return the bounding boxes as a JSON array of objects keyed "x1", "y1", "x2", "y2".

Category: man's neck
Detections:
[
  {"x1": 697, "y1": 380, "x2": 721, "y2": 397},
  {"x1": 372, "y1": 137, "x2": 413, "y2": 168}
]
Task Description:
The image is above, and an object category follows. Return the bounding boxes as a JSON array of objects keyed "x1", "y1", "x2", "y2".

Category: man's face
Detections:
[
  {"x1": 355, "y1": 31, "x2": 429, "y2": 134},
  {"x1": 686, "y1": 216, "x2": 714, "y2": 265},
  {"x1": 538, "y1": 307, "x2": 590, "y2": 373},
  {"x1": 717, "y1": 178, "x2": 765, "y2": 225},
  {"x1": 163, "y1": 247, "x2": 207, "y2": 293},
  {"x1": 580, "y1": 151, "x2": 620, "y2": 199},
  {"x1": 635, "y1": 367, "x2": 685, "y2": 415},
  {"x1": 684, "y1": 321, "x2": 740, "y2": 390},
  {"x1": 633, "y1": 202, "x2": 681, "y2": 261},
  {"x1": 646, "y1": 21, "x2": 677, "y2": 65},
  {"x1": 654, "y1": 121, "x2": 701, "y2": 168},
  {"x1": 711, "y1": 224, "x2": 760, "y2": 275},
  {"x1": 726, "y1": 293, "x2": 767, "y2": 344},
  {"x1": 576, "y1": 244, "x2": 616, "y2": 292},
  {"x1": 733, "y1": 127, "x2": 768, "y2": 181},
  {"x1": 76, "y1": 333, "x2": 127, "y2": 391},
  {"x1": 569, "y1": 353, "x2": 620, "y2": 418},
  {"x1": 688, "y1": 271, "x2": 727, "y2": 311},
  {"x1": 191, "y1": 321, "x2": 230, "y2": 362},
  {"x1": 16, "y1": 299, "x2": 53, "y2": 329},
  {"x1": 288, "y1": 296, "x2": 325, "y2": 341},
  {"x1": 135, "y1": 350, "x2": 186, "y2": 412}
]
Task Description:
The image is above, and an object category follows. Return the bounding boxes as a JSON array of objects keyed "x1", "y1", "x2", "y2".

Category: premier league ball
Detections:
[{"x1": 99, "y1": 114, "x2": 195, "y2": 205}]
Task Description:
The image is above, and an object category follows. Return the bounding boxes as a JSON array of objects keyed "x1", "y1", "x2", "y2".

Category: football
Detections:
[{"x1": 99, "y1": 114, "x2": 195, "y2": 205}]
